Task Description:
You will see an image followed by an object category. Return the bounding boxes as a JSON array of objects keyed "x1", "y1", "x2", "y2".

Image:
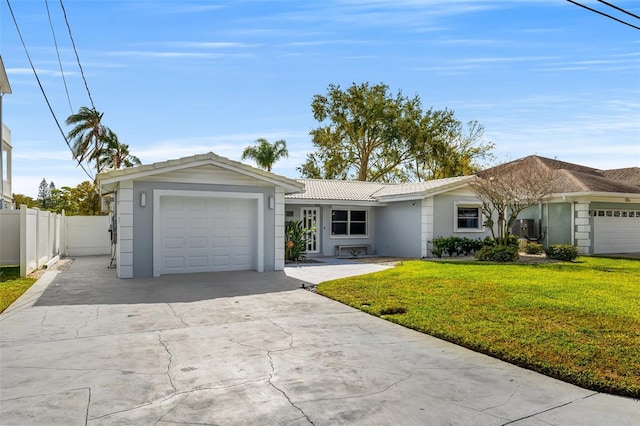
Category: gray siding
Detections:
[
  {"x1": 284, "y1": 203, "x2": 377, "y2": 256},
  {"x1": 321, "y1": 206, "x2": 376, "y2": 256},
  {"x1": 374, "y1": 201, "x2": 422, "y2": 257},
  {"x1": 132, "y1": 181, "x2": 276, "y2": 277},
  {"x1": 433, "y1": 194, "x2": 491, "y2": 240}
]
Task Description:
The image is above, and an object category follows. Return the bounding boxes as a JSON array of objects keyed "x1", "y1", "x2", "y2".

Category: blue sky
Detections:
[{"x1": 2, "y1": 0, "x2": 639, "y2": 197}]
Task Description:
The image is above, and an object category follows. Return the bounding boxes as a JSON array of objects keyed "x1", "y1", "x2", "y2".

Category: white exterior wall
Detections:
[
  {"x1": 422, "y1": 197, "x2": 434, "y2": 258},
  {"x1": 274, "y1": 188, "x2": 285, "y2": 270},
  {"x1": 0, "y1": 208, "x2": 20, "y2": 263},
  {"x1": 117, "y1": 182, "x2": 134, "y2": 278},
  {"x1": 0, "y1": 206, "x2": 63, "y2": 276},
  {"x1": 65, "y1": 216, "x2": 110, "y2": 256},
  {"x1": 574, "y1": 202, "x2": 591, "y2": 254}
]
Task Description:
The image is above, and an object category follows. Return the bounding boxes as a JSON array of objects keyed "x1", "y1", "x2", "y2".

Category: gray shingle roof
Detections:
[{"x1": 479, "y1": 155, "x2": 640, "y2": 195}]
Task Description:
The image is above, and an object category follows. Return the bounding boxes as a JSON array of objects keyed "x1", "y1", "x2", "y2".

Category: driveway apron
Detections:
[{"x1": 0, "y1": 256, "x2": 638, "y2": 425}]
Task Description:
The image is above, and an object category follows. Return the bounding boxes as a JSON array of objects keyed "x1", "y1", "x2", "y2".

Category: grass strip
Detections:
[{"x1": 0, "y1": 266, "x2": 37, "y2": 314}]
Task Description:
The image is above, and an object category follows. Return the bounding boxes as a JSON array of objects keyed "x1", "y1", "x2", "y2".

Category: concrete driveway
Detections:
[{"x1": 0, "y1": 256, "x2": 638, "y2": 425}]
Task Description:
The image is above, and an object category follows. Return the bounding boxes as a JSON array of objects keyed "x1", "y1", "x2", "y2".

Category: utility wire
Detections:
[
  {"x1": 45, "y1": 0, "x2": 74, "y2": 114},
  {"x1": 597, "y1": 0, "x2": 640, "y2": 21},
  {"x1": 5, "y1": 0, "x2": 95, "y2": 181},
  {"x1": 59, "y1": 0, "x2": 96, "y2": 110},
  {"x1": 566, "y1": 0, "x2": 640, "y2": 30}
]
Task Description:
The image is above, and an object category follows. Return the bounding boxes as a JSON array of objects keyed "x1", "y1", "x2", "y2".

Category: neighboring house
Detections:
[
  {"x1": 285, "y1": 155, "x2": 640, "y2": 258},
  {"x1": 97, "y1": 152, "x2": 304, "y2": 278},
  {"x1": 0, "y1": 55, "x2": 13, "y2": 210},
  {"x1": 509, "y1": 156, "x2": 640, "y2": 255}
]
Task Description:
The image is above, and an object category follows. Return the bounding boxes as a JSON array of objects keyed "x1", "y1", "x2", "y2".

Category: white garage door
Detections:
[
  {"x1": 593, "y1": 209, "x2": 640, "y2": 254},
  {"x1": 158, "y1": 196, "x2": 257, "y2": 274}
]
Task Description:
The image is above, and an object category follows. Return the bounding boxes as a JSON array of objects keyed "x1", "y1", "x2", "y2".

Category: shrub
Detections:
[
  {"x1": 475, "y1": 245, "x2": 519, "y2": 262},
  {"x1": 506, "y1": 234, "x2": 519, "y2": 247},
  {"x1": 445, "y1": 237, "x2": 462, "y2": 256},
  {"x1": 524, "y1": 242, "x2": 544, "y2": 255},
  {"x1": 285, "y1": 220, "x2": 309, "y2": 261},
  {"x1": 482, "y1": 236, "x2": 495, "y2": 247},
  {"x1": 546, "y1": 244, "x2": 579, "y2": 261},
  {"x1": 431, "y1": 237, "x2": 447, "y2": 258},
  {"x1": 431, "y1": 237, "x2": 485, "y2": 257},
  {"x1": 459, "y1": 238, "x2": 476, "y2": 256}
]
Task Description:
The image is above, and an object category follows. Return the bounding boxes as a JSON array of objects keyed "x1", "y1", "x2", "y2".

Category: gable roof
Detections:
[
  {"x1": 480, "y1": 155, "x2": 640, "y2": 195},
  {"x1": 286, "y1": 175, "x2": 475, "y2": 203},
  {"x1": 97, "y1": 152, "x2": 304, "y2": 194}
]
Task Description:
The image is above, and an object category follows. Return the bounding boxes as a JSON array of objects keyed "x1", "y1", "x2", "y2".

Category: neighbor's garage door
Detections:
[
  {"x1": 158, "y1": 196, "x2": 256, "y2": 274},
  {"x1": 593, "y1": 209, "x2": 640, "y2": 254}
]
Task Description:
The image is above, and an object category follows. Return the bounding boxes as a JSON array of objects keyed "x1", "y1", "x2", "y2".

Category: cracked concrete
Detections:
[{"x1": 1, "y1": 256, "x2": 638, "y2": 425}]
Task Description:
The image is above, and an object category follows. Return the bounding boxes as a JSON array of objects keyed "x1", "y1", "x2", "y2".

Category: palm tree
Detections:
[
  {"x1": 96, "y1": 129, "x2": 141, "y2": 171},
  {"x1": 65, "y1": 106, "x2": 106, "y2": 173},
  {"x1": 240, "y1": 138, "x2": 289, "y2": 172}
]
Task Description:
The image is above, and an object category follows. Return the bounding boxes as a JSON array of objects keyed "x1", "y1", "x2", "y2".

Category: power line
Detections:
[
  {"x1": 45, "y1": 0, "x2": 74, "y2": 114},
  {"x1": 566, "y1": 0, "x2": 640, "y2": 30},
  {"x1": 5, "y1": 0, "x2": 95, "y2": 181},
  {"x1": 597, "y1": 0, "x2": 640, "y2": 21},
  {"x1": 59, "y1": 0, "x2": 96, "y2": 110}
]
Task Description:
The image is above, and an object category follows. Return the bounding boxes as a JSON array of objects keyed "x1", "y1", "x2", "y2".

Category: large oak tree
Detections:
[{"x1": 299, "y1": 82, "x2": 494, "y2": 182}]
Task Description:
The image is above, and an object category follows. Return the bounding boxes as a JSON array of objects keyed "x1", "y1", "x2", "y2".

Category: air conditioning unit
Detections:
[
  {"x1": 511, "y1": 219, "x2": 537, "y2": 239},
  {"x1": 101, "y1": 194, "x2": 114, "y2": 213}
]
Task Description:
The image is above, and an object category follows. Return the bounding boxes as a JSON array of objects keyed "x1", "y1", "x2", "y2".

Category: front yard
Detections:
[{"x1": 317, "y1": 257, "x2": 640, "y2": 398}]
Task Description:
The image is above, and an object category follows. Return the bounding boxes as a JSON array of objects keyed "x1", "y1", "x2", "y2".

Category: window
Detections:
[
  {"x1": 331, "y1": 209, "x2": 367, "y2": 236},
  {"x1": 454, "y1": 202, "x2": 483, "y2": 232}
]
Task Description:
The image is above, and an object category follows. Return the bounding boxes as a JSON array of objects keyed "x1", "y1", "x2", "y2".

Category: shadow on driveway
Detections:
[{"x1": 34, "y1": 256, "x2": 304, "y2": 306}]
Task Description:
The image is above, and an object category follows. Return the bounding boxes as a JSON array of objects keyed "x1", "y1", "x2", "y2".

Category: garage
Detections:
[
  {"x1": 593, "y1": 209, "x2": 640, "y2": 254},
  {"x1": 158, "y1": 195, "x2": 257, "y2": 275},
  {"x1": 97, "y1": 152, "x2": 304, "y2": 278}
]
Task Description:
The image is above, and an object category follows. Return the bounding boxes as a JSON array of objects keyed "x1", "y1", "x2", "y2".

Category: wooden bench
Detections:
[{"x1": 334, "y1": 244, "x2": 372, "y2": 257}]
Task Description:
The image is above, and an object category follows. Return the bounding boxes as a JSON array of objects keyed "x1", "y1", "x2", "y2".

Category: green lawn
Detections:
[
  {"x1": 0, "y1": 266, "x2": 37, "y2": 314},
  {"x1": 317, "y1": 257, "x2": 640, "y2": 398}
]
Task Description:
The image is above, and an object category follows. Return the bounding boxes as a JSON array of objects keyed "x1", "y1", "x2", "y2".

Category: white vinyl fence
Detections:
[
  {"x1": 65, "y1": 215, "x2": 111, "y2": 256},
  {"x1": 0, "y1": 205, "x2": 111, "y2": 276}
]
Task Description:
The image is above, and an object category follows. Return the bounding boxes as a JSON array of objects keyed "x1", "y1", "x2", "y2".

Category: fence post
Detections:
[{"x1": 19, "y1": 204, "x2": 26, "y2": 277}]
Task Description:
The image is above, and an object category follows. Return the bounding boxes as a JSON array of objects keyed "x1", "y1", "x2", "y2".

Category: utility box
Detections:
[{"x1": 512, "y1": 219, "x2": 537, "y2": 239}]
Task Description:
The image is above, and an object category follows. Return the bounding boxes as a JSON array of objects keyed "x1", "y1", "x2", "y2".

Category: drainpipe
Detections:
[
  {"x1": 0, "y1": 91, "x2": 4, "y2": 209},
  {"x1": 570, "y1": 201, "x2": 575, "y2": 247}
]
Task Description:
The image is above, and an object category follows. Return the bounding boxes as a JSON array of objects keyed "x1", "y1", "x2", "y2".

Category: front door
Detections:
[{"x1": 302, "y1": 208, "x2": 319, "y2": 253}]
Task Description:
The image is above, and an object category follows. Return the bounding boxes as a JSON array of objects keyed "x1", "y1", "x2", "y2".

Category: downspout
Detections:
[
  {"x1": 570, "y1": 201, "x2": 575, "y2": 247},
  {"x1": 0, "y1": 91, "x2": 4, "y2": 209}
]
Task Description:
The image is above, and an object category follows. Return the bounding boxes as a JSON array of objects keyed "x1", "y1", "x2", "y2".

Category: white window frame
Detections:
[
  {"x1": 454, "y1": 201, "x2": 484, "y2": 233},
  {"x1": 330, "y1": 208, "x2": 369, "y2": 238}
]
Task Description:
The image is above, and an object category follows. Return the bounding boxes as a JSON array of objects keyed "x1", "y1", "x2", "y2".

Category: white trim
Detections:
[
  {"x1": 453, "y1": 200, "x2": 484, "y2": 233},
  {"x1": 573, "y1": 202, "x2": 591, "y2": 255},
  {"x1": 328, "y1": 207, "x2": 370, "y2": 239},
  {"x1": 422, "y1": 197, "x2": 434, "y2": 258},
  {"x1": 117, "y1": 182, "x2": 134, "y2": 278},
  {"x1": 153, "y1": 189, "x2": 264, "y2": 277},
  {"x1": 301, "y1": 207, "x2": 320, "y2": 253},
  {"x1": 274, "y1": 188, "x2": 285, "y2": 270},
  {"x1": 98, "y1": 153, "x2": 304, "y2": 194},
  {"x1": 286, "y1": 199, "x2": 382, "y2": 207}
]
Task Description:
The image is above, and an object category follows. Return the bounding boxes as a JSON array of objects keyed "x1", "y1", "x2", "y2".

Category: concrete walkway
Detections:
[{"x1": 0, "y1": 256, "x2": 638, "y2": 425}]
